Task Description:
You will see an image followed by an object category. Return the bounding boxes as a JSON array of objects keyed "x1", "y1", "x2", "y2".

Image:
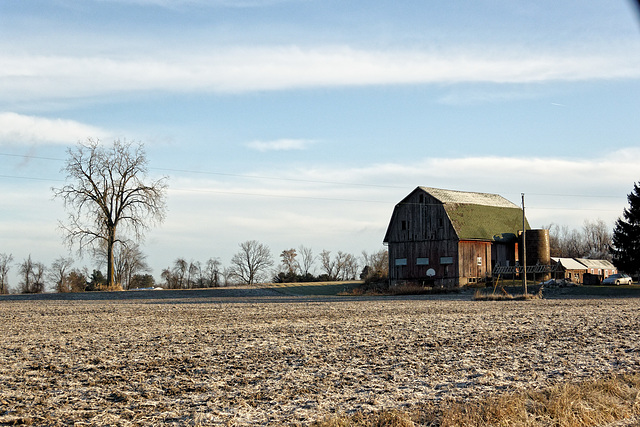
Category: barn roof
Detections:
[
  {"x1": 418, "y1": 187, "x2": 520, "y2": 209},
  {"x1": 420, "y1": 187, "x2": 528, "y2": 241},
  {"x1": 384, "y1": 186, "x2": 528, "y2": 243}
]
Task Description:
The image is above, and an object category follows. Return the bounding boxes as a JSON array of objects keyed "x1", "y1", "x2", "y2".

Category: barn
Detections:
[{"x1": 383, "y1": 186, "x2": 530, "y2": 287}]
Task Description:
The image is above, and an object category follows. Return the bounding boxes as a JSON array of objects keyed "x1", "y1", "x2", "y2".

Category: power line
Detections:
[{"x1": 0, "y1": 151, "x2": 631, "y2": 205}]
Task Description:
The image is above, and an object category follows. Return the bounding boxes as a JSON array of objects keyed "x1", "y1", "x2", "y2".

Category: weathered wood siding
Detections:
[
  {"x1": 457, "y1": 240, "x2": 492, "y2": 282},
  {"x1": 386, "y1": 189, "x2": 461, "y2": 284}
]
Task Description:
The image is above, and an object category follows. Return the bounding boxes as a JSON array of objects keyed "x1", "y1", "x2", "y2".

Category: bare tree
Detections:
[
  {"x1": 95, "y1": 241, "x2": 150, "y2": 289},
  {"x1": 19, "y1": 255, "x2": 46, "y2": 294},
  {"x1": 280, "y1": 249, "x2": 299, "y2": 276},
  {"x1": 335, "y1": 251, "x2": 358, "y2": 280},
  {"x1": 53, "y1": 138, "x2": 167, "y2": 289},
  {"x1": 320, "y1": 249, "x2": 336, "y2": 280},
  {"x1": 546, "y1": 221, "x2": 611, "y2": 260},
  {"x1": 161, "y1": 267, "x2": 178, "y2": 289},
  {"x1": 298, "y1": 245, "x2": 314, "y2": 276},
  {"x1": 48, "y1": 257, "x2": 74, "y2": 293},
  {"x1": 0, "y1": 253, "x2": 13, "y2": 294},
  {"x1": 583, "y1": 219, "x2": 612, "y2": 260},
  {"x1": 361, "y1": 249, "x2": 389, "y2": 280},
  {"x1": 230, "y1": 240, "x2": 274, "y2": 285},
  {"x1": 187, "y1": 261, "x2": 200, "y2": 288},
  {"x1": 173, "y1": 258, "x2": 188, "y2": 288},
  {"x1": 203, "y1": 258, "x2": 221, "y2": 287}
]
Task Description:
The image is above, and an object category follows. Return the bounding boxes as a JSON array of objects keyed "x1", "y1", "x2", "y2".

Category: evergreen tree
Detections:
[{"x1": 611, "y1": 182, "x2": 640, "y2": 276}]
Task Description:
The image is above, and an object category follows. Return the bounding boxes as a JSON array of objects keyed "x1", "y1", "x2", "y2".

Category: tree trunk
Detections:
[{"x1": 107, "y1": 226, "x2": 116, "y2": 290}]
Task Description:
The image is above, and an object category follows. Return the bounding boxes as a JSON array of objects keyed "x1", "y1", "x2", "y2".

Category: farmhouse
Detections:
[{"x1": 384, "y1": 186, "x2": 532, "y2": 287}]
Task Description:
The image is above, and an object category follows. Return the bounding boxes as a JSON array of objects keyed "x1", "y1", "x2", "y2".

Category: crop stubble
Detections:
[{"x1": 1, "y1": 292, "x2": 639, "y2": 425}]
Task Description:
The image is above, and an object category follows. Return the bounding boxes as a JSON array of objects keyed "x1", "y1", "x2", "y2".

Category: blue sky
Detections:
[{"x1": 1, "y1": 0, "x2": 639, "y2": 286}]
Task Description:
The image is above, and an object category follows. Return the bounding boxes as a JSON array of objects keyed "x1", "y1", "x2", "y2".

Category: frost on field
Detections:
[{"x1": 0, "y1": 293, "x2": 639, "y2": 425}]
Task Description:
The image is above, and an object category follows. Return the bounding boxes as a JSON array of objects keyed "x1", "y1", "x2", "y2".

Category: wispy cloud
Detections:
[
  {"x1": 0, "y1": 112, "x2": 109, "y2": 145},
  {"x1": 246, "y1": 138, "x2": 315, "y2": 152},
  {"x1": 2, "y1": 44, "x2": 639, "y2": 104},
  {"x1": 95, "y1": 0, "x2": 305, "y2": 7}
]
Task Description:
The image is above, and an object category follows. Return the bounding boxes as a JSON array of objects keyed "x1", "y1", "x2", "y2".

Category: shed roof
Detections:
[
  {"x1": 575, "y1": 258, "x2": 616, "y2": 270},
  {"x1": 552, "y1": 257, "x2": 587, "y2": 270}
]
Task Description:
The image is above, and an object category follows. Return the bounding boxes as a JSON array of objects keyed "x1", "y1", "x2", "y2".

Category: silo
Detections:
[
  {"x1": 519, "y1": 229, "x2": 551, "y2": 281},
  {"x1": 526, "y1": 229, "x2": 551, "y2": 265}
]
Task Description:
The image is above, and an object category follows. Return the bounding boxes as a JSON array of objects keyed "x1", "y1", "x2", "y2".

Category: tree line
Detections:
[
  {"x1": 159, "y1": 242, "x2": 389, "y2": 288},
  {"x1": 545, "y1": 219, "x2": 613, "y2": 260},
  {"x1": 0, "y1": 243, "x2": 389, "y2": 294}
]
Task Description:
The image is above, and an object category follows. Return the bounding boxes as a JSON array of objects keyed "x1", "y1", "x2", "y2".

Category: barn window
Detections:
[
  {"x1": 419, "y1": 194, "x2": 424, "y2": 203},
  {"x1": 416, "y1": 257, "x2": 429, "y2": 265},
  {"x1": 440, "y1": 256, "x2": 453, "y2": 265},
  {"x1": 401, "y1": 220, "x2": 407, "y2": 230},
  {"x1": 438, "y1": 218, "x2": 443, "y2": 227},
  {"x1": 395, "y1": 258, "x2": 407, "y2": 266}
]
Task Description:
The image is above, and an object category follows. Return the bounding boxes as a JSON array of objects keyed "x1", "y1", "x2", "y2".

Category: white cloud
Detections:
[
  {"x1": 246, "y1": 138, "x2": 315, "y2": 152},
  {"x1": 0, "y1": 112, "x2": 109, "y2": 145},
  {"x1": 2, "y1": 44, "x2": 639, "y2": 103}
]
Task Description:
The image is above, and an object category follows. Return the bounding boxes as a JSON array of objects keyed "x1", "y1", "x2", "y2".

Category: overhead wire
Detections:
[{"x1": 0, "y1": 151, "x2": 631, "y2": 211}]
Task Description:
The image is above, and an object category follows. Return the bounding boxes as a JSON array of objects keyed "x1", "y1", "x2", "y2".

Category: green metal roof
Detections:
[{"x1": 444, "y1": 202, "x2": 529, "y2": 241}]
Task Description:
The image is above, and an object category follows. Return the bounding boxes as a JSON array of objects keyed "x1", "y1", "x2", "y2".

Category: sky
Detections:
[{"x1": 1, "y1": 0, "x2": 639, "y2": 288}]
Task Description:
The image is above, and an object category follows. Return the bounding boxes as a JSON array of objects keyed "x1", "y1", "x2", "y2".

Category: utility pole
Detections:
[{"x1": 522, "y1": 193, "x2": 527, "y2": 295}]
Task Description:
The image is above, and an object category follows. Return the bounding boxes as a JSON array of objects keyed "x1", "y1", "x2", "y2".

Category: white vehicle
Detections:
[{"x1": 602, "y1": 273, "x2": 633, "y2": 286}]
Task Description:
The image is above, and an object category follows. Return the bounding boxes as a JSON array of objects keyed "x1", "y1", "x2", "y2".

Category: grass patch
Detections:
[
  {"x1": 263, "y1": 281, "x2": 363, "y2": 296},
  {"x1": 473, "y1": 287, "x2": 543, "y2": 301},
  {"x1": 312, "y1": 373, "x2": 640, "y2": 427}
]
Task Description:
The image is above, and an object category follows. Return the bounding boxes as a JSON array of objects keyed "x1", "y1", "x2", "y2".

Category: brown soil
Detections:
[{"x1": 1, "y1": 288, "x2": 639, "y2": 425}]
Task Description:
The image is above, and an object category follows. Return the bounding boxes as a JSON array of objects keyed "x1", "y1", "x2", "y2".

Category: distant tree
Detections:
[
  {"x1": 87, "y1": 270, "x2": 107, "y2": 291},
  {"x1": 230, "y1": 240, "x2": 274, "y2": 285},
  {"x1": 53, "y1": 138, "x2": 167, "y2": 290},
  {"x1": 203, "y1": 258, "x2": 221, "y2": 287},
  {"x1": 19, "y1": 255, "x2": 46, "y2": 294},
  {"x1": 298, "y1": 245, "x2": 315, "y2": 276},
  {"x1": 187, "y1": 260, "x2": 200, "y2": 288},
  {"x1": 361, "y1": 249, "x2": 389, "y2": 281},
  {"x1": 48, "y1": 257, "x2": 74, "y2": 293},
  {"x1": 612, "y1": 182, "x2": 640, "y2": 276},
  {"x1": 96, "y1": 241, "x2": 150, "y2": 289},
  {"x1": 319, "y1": 250, "x2": 336, "y2": 280},
  {"x1": 129, "y1": 273, "x2": 155, "y2": 289},
  {"x1": 0, "y1": 253, "x2": 14, "y2": 294},
  {"x1": 173, "y1": 258, "x2": 188, "y2": 288},
  {"x1": 545, "y1": 223, "x2": 586, "y2": 258},
  {"x1": 67, "y1": 269, "x2": 88, "y2": 292},
  {"x1": 280, "y1": 249, "x2": 299, "y2": 276},
  {"x1": 161, "y1": 267, "x2": 178, "y2": 289},
  {"x1": 582, "y1": 219, "x2": 612, "y2": 260},
  {"x1": 336, "y1": 251, "x2": 358, "y2": 280}
]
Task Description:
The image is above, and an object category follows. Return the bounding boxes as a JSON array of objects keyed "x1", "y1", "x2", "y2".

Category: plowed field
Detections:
[{"x1": 1, "y1": 288, "x2": 639, "y2": 425}]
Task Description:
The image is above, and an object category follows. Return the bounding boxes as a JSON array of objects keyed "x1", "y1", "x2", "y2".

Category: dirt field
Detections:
[{"x1": 1, "y1": 288, "x2": 640, "y2": 426}]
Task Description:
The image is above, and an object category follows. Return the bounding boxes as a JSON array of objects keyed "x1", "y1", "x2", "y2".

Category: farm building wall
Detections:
[
  {"x1": 457, "y1": 240, "x2": 492, "y2": 285},
  {"x1": 385, "y1": 189, "x2": 461, "y2": 286}
]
